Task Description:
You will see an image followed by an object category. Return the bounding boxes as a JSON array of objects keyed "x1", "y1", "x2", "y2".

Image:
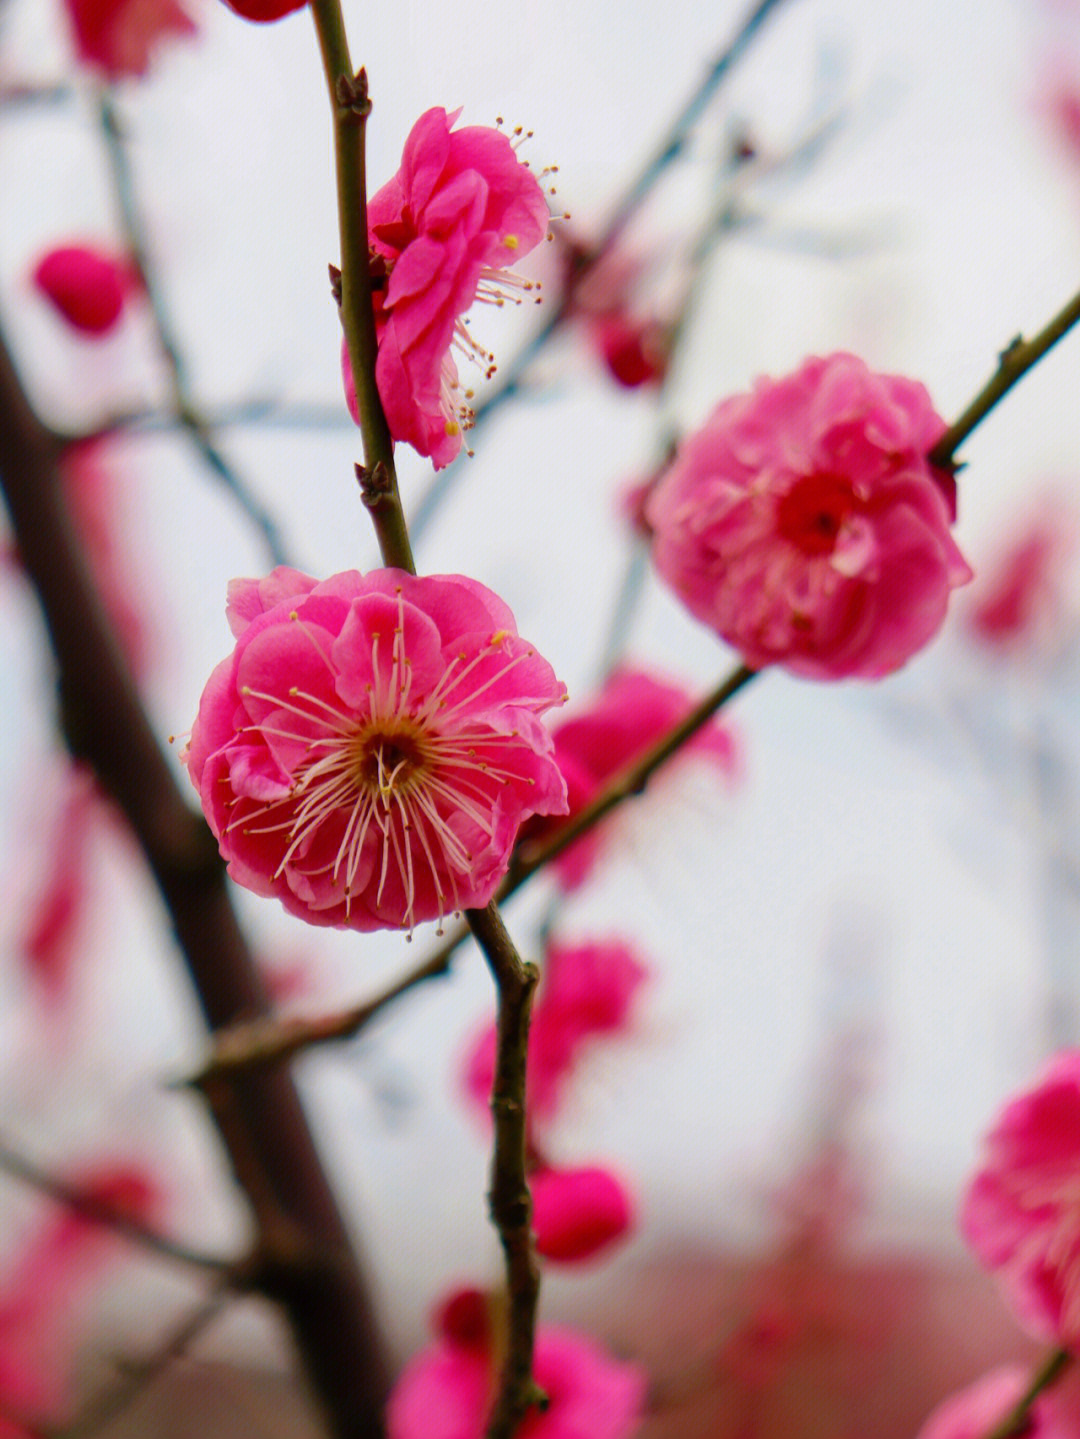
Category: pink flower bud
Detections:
[
  {"x1": 220, "y1": 0, "x2": 307, "y2": 18},
  {"x1": 531, "y1": 1165, "x2": 634, "y2": 1263},
  {"x1": 32, "y1": 246, "x2": 133, "y2": 336}
]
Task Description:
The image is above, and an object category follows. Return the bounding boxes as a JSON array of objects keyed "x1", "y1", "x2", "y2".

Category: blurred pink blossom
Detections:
[
  {"x1": 63, "y1": 0, "x2": 198, "y2": 77},
  {"x1": 960, "y1": 1049, "x2": 1080, "y2": 1346},
  {"x1": 184, "y1": 568, "x2": 567, "y2": 932},
  {"x1": 349, "y1": 107, "x2": 549, "y2": 468},
  {"x1": 59, "y1": 441, "x2": 151, "y2": 678},
  {"x1": 967, "y1": 509, "x2": 1074, "y2": 651},
  {"x1": 0, "y1": 1163, "x2": 157, "y2": 1431},
  {"x1": 31, "y1": 245, "x2": 137, "y2": 336},
  {"x1": 646, "y1": 354, "x2": 973, "y2": 680},
  {"x1": 530, "y1": 1164, "x2": 635, "y2": 1264},
  {"x1": 463, "y1": 936, "x2": 648, "y2": 1125},
  {"x1": 524, "y1": 667, "x2": 738, "y2": 892},
  {"x1": 15, "y1": 765, "x2": 99, "y2": 1012},
  {"x1": 916, "y1": 1364, "x2": 1077, "y2": 1439},
  {"x1": 388, "y1": 1290, "x2": 647, "y2": 1439}
]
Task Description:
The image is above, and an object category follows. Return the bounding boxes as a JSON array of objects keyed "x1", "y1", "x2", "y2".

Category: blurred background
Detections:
[{"x1": 2, "y1": 0, "x2": 1080, "y2": 1433}]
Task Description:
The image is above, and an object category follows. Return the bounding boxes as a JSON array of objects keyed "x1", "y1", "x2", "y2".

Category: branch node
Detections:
[
  {"x1": 336, "y1": 68, "x2": 371, "y2": 120},
  {"x1": 328, "y1": 263, "x2": 342, "y2": 305},
  {"x1": 356, "y1": 459, "x2": 392, "y2": 509}
]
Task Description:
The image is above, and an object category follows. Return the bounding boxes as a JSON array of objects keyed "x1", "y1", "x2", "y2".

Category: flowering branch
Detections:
[
  {"x1": 983, "y1": 1348, "x2": 1071, "y2": 1439},
  {"x1": 308, "y1": 3, "x2": 415, "y2": 574},
  {"x1": 0, "y1": 324, "x2": 389, "y2": 1439},
  {"x1": 466, "y1": 903, "x2": 545, "y2": 1439},
  {"x1": 928, "y1": 285, "x2": 1080, "y2": 469},
  {"x1": 186, "y1": 660, "x2": 757, "y2": 1083},
  {"x1": 96, "y1": 93, "x2": 291, "y2": 567},
  {"x1": 0, "y1": 1138, "x2": 228, "y2": 1273}
]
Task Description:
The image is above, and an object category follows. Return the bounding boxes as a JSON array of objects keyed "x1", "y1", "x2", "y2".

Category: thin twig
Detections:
[
  {"x1": 96, "y1": 92, "x2": 291, "y2": 567},
  {"x1": 929, "y1": 287, "x2": 1080, "y2": 469},
  {"x1": 307, "y1": 7, "x2": 414, "y2": 574},
  {"x1": 0, "y1": 1139, "x2": 229, "y2": 1273},
  {"x1": 983, "y1": 1347, "x2": 1071, "y2": 1439},
  {"x1": 53, "y1": 1275, "x2": 236, "y2": 1439},
  {"x1": 466, "y1": 903, "x2": 543, "y2": 1439}
]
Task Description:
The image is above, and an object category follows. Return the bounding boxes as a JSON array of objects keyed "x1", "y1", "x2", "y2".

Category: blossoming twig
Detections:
[
  {"x1": 928, "y1": 285, "x2": 1080, "y2": 470},
  {"x1": 96, "y1": 92, "x2": 291, "y2": 567},
  {"x1": 308, "y1": 2, "x2": 414, "y2": 575},
  {"x1": 0, "y1": 1138, "x2": 229, "y2": 1273},
  {"x1": 982, "y1": 1348, "x2": 1071, "y2": 1439}
]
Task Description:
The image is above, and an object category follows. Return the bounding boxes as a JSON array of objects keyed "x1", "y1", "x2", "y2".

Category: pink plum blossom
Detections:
[
  {"x1": 530, "y1": 1165, "x2": 635, "y2": 1264},
  {"x1": 183, "y1": 567, "x2": 567, "y2": 933},
  {"x1": 960, "y1": 1049, "x2": 1080, "y2": 1346},
  {"x1": 63, "y1": 0, "x2": 198, "y2": 77},
  {"x1": 523, "y1": 667, "x2": 738, "y2": 891},
  {"x1": 350, "y1": 107, "x2": 549, "y2": 468},
  {"x1": 31, "y1": 246, "x2": 136, "y2": 336},
  {"x1": 464, "y1": 937, "x2": 648, "y2": 1125},
  {"x1": 387, "y1": 1295, "x2": 647, "y2": 1439},
  {"x1": 916, "y1": 1365, "x2": 1076, "y2": 1439},
  {"x1": 645, "y1": 353, "x2": 973, "y2": 680}
]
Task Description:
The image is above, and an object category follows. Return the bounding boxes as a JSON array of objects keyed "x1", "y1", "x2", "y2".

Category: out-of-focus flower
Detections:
[
  {"x1": 220, "y1": 0, "x2": 306, "y2": 19},
  {"x1": 967, "y1": 509, "x2": 1074, "y2": 651},
  {"x1": 59, "y1": 441, "x2": 150, "y2": 679},
  {"x1": 464, "y1": 936, "x2": 648, "y2": 1125},
  {"x1": 347, "y1": 107, "x2": 549, "y2": 468},
  {"x1": 31, "y1": 246, "x2": 136, "y2": 336},
  {"x1": 646, "y1": 354, "x2": 973, "y2": 680},
  {"x1": 916, "y1": 1365, "x2": 1076, "y2": 1439},
  {"x1": 530, "y1": 1165, "x2": 635, "y2": 1264},
  {"x1": 523, "y1": 667, "x2": 738, "y2": 891},
  {"x1": 0, "y1": 1163, "x2": 157, "y2": 1431},
  {"x1": 63, "y1": 0, "x2": 198, "y2": 78},
  {"x1": 960, "y1": 1049, "x2": 1080, "y2": 1345},
  {"x1": 15, "y1": 766, "x2": 99, "y2": 1012},
  {"x1": 387, "y1": 1290, "x2": 647, "y2": 1439},
  {"x1": 183, "y1": 567, "x2": 567, "y2": 933}
]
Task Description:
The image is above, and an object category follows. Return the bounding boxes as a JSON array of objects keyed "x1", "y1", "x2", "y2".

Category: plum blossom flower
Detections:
[
  {"x1": 31, "y1": 246, "x2": 136, "y2": 336},
  {"x1": 387, "y1": 1289, "x2": 647, "y2": 1439},
  {"x1": 0, "y1": 1163, "x2": 157, "y2": 1431},
  {"x1": 524, "y1": 667, "x2": 738, "y2": 891},
  {"x1": 464, "y1": 936, "x2": 648, "y2": 1124},
  {"x1": 183, "y1": 568, "x2": 567, "y2": 933},
  {"x1": 916, "y1": 1366, "x2": 1076, "y2": 1439},
  {"x1": 646, "y1": 353, "x2": 973, "y2": 680},
  {"x1": 349, "y1": 107, "x2": 549, "y2": 468},
  {"x1": 63, "y1": 0, "x2": 198, "y2": 78},
  {"x1": 530, "y1": 1165, "x2": 635, "y2": 1264},
  {"x1": 960, "y1": 1049, "x2": 1080, "y2": 1346}
]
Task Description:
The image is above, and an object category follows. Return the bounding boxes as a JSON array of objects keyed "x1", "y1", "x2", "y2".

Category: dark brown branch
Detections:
[
  {"x1": 465, "y1": 903, "x2": 543, "y2": 1439},
  {"x1": 0, "y1": 327, "x2": 388, "y2": 1438}
]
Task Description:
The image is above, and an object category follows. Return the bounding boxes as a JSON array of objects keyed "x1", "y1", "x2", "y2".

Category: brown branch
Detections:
[
  {"x1": 983, "y1": 1347, "x2": 1071, "y2": 1439},
  {"x1": 0, "y1": 328, "x2": 388, "y2": 1438},
  {"x1": 466, "y1": 903, "x2": 544, "y2": 1439}
]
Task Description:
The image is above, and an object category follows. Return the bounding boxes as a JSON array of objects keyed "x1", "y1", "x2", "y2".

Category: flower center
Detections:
[
  {"x1": 355, "y1": 727, "x2": 427, "y2": 799},
  {"x1": 775, "y1": 474, "x2": 855, "y2": 557}
]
